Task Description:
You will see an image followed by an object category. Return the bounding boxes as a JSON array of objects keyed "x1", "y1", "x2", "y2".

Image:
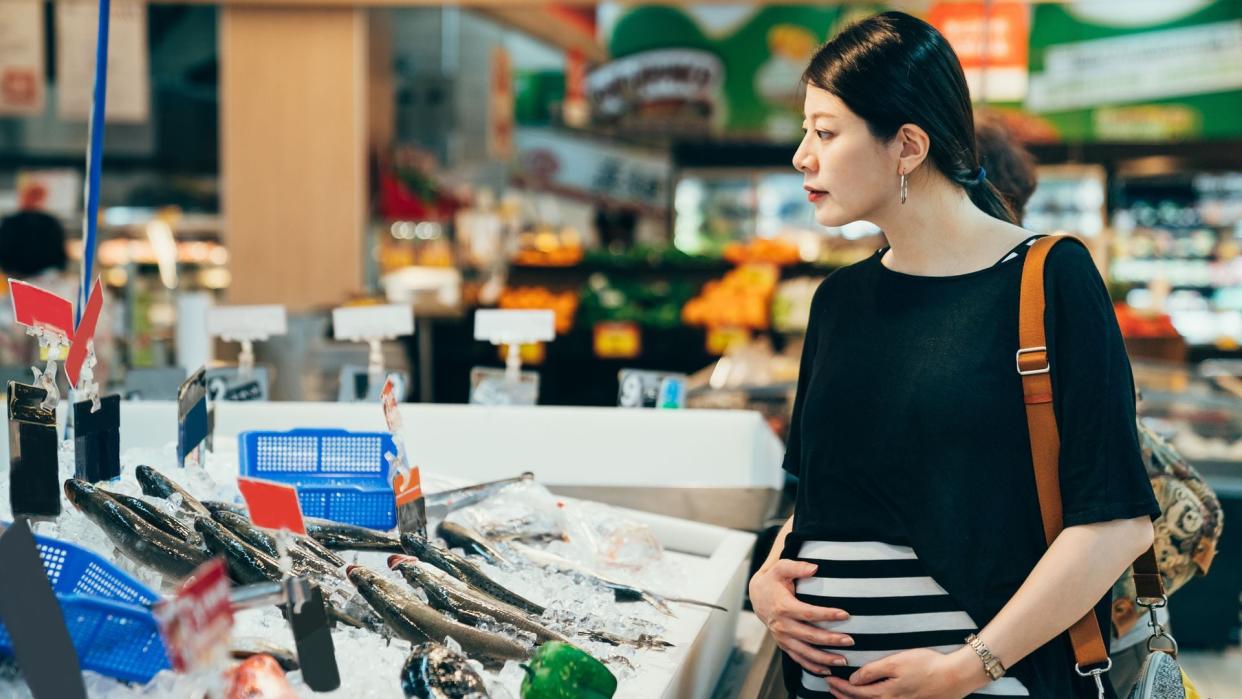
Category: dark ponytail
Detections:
[{"x1": 802, "y1": 11, "x2": 1017, "y2": 224}]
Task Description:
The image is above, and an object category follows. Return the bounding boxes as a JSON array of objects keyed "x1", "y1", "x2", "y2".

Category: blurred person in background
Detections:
[{"x1": 0, "y1": 209, "x2": 110, "y2": 386}]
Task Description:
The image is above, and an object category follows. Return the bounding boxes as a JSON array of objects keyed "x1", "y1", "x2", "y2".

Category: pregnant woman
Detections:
[{"x1": 748, "y1": 11, "x2": 1159, "y2": 699}]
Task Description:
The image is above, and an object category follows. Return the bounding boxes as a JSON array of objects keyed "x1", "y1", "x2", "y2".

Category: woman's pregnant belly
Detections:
[{"x1": 783, "y1": 539, "x2": 1030, "y2": 698}]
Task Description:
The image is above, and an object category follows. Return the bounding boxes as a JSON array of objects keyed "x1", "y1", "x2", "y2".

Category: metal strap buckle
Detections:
[
  {"x1": 1016, "y1": 346, "x2": 1050, "y2": 375},
  {"x1": 1075, "y1": 659, "x2": 1112, "y2": 699}
]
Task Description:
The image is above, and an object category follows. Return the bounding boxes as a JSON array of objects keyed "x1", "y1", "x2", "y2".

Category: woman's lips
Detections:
[{"x1": 806, "y1": 188, "x2": 828, "y2": 202}]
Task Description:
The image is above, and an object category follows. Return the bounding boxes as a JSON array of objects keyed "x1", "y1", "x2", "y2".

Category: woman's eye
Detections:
[{"x1": 816, "y1": 130, "x2": 834, "y2": 141}]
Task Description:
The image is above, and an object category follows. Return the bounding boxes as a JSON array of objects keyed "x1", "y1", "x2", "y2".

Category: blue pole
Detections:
[{"x1": 78, "y1": 0, "x2": 111, "y2": 329}]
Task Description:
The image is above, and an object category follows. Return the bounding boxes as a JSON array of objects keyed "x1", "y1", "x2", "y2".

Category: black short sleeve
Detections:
[
  {"x1": 1045, "y1": 243, "x2": 1160, "y2": 528},
  {"x1": 782, "y1": 277, "x2": 833, "y2": 477}
]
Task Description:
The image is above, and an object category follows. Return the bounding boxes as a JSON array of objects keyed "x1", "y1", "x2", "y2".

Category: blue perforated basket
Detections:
[
  {"x1": 0, "y1": 532, "x2": 170, "y2": 683},
  {"x1": 238, "y1": 428, "x2": 398, "y2": 530}
]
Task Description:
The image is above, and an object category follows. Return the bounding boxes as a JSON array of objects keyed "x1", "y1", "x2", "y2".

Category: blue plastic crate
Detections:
[
  {"x1": 0, "y1": 532, "x2": 170, "y2": 684},
  {"x1": 238, "y1": 428, "x2": 398, "y2": 530}
]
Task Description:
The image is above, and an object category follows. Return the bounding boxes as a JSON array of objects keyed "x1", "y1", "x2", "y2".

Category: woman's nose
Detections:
[{"x1": 792, "y1": 141, "x2": 815, "y2": 174}]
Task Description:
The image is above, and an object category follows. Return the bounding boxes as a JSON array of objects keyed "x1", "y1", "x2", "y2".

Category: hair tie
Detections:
[{"x1": 973, "y1": 166, "x2": 987, "y2": 186}]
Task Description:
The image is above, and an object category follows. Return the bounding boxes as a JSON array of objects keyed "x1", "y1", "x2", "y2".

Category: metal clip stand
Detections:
[
  {"x1": 28, "y1": 327, "x2": 65, "y2": 412},
  {"x1": 1139, "y1": 596, "x2": 1179, "y2": 657}
]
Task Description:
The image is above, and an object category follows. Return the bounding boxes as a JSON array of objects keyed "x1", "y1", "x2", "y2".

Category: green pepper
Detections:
[{"x1": 520, "y1": 642, "x2": 618, "y2": 699}]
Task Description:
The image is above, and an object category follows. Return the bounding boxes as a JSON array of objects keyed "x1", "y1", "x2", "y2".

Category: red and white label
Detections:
[
  {"x1": 154, "y1": 559, "x2": 233, "y2": 673},
  {"x1": 9, "y1": 278, "x2": 104, "y2": 387}
]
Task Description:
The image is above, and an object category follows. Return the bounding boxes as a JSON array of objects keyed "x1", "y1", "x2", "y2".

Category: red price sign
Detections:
[
  {"x1": 238, "y1": 478, "x2": 306, "y2": 536},
  {"x1": 9, "y1": 277, "x2": 105, "y2": 387},
  {"x1": 381, "y1": 374, "x2": 404, "y2": 434},
  {"x1": 154, "y1": 559, "x2": 233, "y2": 673}
]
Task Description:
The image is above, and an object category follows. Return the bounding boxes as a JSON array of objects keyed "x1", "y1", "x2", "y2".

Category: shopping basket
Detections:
[
  {"x1": 0, "y1": 531, "x2": 170, "y2": 683},
  {"x1": 238, "y1": 428, "x2": 398, "y2": 530}
]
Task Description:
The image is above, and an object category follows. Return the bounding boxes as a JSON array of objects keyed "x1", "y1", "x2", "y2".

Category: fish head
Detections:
[
  {"x1": 63, "y1": 479, "x2": 101, "y2": 512},
  {"x1": 193, "y1": 515, "x2": 231, "y2": 552},
  {"x1": 399, "y1": 532, "x2": 430, "y2": 557},
  {"x1": 134, "y1": 465, "x2": 164, "y2": 495},
  {"x1": 387, "y1": 554, "x2": 418, "y2": 570}
]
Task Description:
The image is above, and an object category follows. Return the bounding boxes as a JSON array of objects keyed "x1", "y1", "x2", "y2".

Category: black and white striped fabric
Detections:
[{"x1": 790, "y1": 539, "x2": 1030, "y2": 698}]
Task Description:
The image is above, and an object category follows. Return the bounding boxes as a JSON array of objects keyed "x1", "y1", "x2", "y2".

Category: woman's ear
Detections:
[{"x1": 894, "y1": 123, "x2": 931, "y2": 175}]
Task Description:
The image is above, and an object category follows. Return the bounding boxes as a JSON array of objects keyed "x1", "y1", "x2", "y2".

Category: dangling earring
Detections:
[{"x1": 900, "y1": 170, "x2": 908, "y2": 205}]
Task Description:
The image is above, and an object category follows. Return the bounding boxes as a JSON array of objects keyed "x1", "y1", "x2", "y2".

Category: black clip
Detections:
[{"x1": 7, "y1": 382, "x2": 60, "y2": 518}]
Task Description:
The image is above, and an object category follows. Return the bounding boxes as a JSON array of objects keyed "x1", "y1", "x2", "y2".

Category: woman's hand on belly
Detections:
[
  {"x1": 749, "y1": 559, "x2": 855, "y2": 675},
  {"x1": 824, "y1": 647, "x2": 989, "y2": 699}
]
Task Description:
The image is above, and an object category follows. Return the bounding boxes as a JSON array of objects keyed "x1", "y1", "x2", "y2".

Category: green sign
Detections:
[
  {"x1": 601, "y1": 5, "x2": 886, "y2": 138},
  {"x1": 1026, "y1": 1, "x2": 1242, "y2": 141}
]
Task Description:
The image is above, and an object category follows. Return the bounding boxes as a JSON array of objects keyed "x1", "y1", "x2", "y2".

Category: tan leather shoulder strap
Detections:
[{"x1": 1018, "y1": 234, "x2": 1163, "y2": 670}]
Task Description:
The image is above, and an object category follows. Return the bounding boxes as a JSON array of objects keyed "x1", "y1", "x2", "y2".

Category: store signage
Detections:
[
  {"x1": 587, "y1": 48, "x2": 724, "y2": 130},
  {"x1": 56, "y1": 0, "x2": 150, "y2": 123},
  {"x1": 0, "y1": 0, "x2": 45, "y2": 116},
  {"x1": 382, "y1": 375, "x2": 426, "y2": 537},
  {"x1": 618, "y1": 369, "x2": 686, "y2": 409},
  {"x1": 238, "y1": 477, "x2": 306, "y2": 536},
  {"x1": 1028, "y1": 20, "x2": 1242, "y2": 113},
  {"x1": 593, "y1": 322, "x2": 641, "y2": 360},
  {"x1": 332, "y1": 304, "x2": 414, "y2": 341},
  {"x1": 514, "y1": 128, "x2": 671, "y2": 210},
  {"x1": 206, "y1": 305, "x2": 287, "y2": 342},
  {"x1": 153, "y1": 558, "x2": 233, "y2": 673},
  {"x1": 929, "y1": 2, "x2": 1029, "y2": 102},
  {"x1": 475, "y1": 309, "x2": 556, "y2": 346}
]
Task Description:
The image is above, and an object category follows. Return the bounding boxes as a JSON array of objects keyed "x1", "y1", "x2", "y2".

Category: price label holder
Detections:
[
  {"x1": 10, "y1": 277, "x2": 106, "y2": 413},
  {"x1": 177, "y1": 367, "x2": 209, "y2": 468},
  {"x1": 0, "y1": 520, "x2": 86, "y2": 699},
  {"x1": 153, "y1": 558, "x2": 233, "y2": 673},
  {"x1": 74, "y1": 394, "x2": 120, "y2": 483},
  {"x1": 205, "y1": 366, "x2": 269, "y2": 402},
  {"x1": 337, "y1": 366, "x2": 410, "y2": 403},
  {"x1": 237, "y1": 478, "x2": 307, "y2": 536},
  {"x1": 468, "y1": 367, "x2": 538, "y2": 406},
  {"x1": 593, "y1": 321, "x2": 641, "y2": 359},
  {"x1": 227, "y1": 577, "x2": 340, "y2": 692},
  {"x1": 473, "y1": 309, "x2": 554, "y2": 404},
  {"x1": 332, "y1": 304, "x2": 414, "y2": 396},
  {"x1": 381, "y1": 375, "x2": 425, "y2": 537},
  {"x1": 206, "y1": 304, "x2": 287, "y2": 380},
  {"x1": 8, "y1": 382, "x2": 60, "y2": 518},
  {"x1": 618, "y1": 370, "x2": 687, "y2": 409}
]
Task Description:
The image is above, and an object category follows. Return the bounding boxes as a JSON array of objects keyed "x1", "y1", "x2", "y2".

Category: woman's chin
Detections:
[{"x1": 813, "y1": 205, "x2": 853, "y2": 229}]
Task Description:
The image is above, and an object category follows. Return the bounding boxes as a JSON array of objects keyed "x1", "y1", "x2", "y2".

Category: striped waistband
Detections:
[{"x1": 788, "y1": 539, "x2": 1030, "y2": 698}]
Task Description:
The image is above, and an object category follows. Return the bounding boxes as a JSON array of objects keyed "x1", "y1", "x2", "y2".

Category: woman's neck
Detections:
[{"x1": 869, "y1": 176, "x2": 1027, "y2": 277}]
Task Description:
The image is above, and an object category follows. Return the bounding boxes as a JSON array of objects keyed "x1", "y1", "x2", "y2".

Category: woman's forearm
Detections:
[{"x1": 975, "y1": 516, "x2": 1154, "y2": 671}]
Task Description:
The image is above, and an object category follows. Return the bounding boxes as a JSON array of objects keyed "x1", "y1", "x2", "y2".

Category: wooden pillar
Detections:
[{"x1": 219, "y1": 5, "x2": 368, "y2": 310}]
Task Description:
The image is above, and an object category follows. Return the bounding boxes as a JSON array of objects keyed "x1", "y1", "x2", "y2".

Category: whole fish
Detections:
[
  {"x1": 401, "y1": 642, "x2": 490, "y2": 699},
  {"x1": 390, "y1": 555, "x2": 567, "y2": 644},
  {"x1": 204, "y1": 500, "x2": 249, "y2": 518},
  {"x1": 102, "y1": 490, "x2": 199, "y2": 544},
  {"x1": 511, "y1": 543, "x2": 726, "y2": 615},
  {"x1": 347, "y1": 566, "x2": 529, "y2": 668},
  {"x1": 438, "y1": 520, "x2": 509, "y2": 565},
  {"x1": 194, "y1": 517, "x2": 371, "y2": 631},
  {"x1": 390, "y1": 555, "x2": 672, "y2": 650},
  {"x1": 195, "y1": 516, "x2": 285, "y2": 585},
  {"x1": 215, "y1": 511, "x2": 346, "y2": 569},
  {"x1": 64, "y1": 479, "x2": 210, "y2": 580},
  {"x1": 424, "y1": 473, "x2": 533, "y2": 519},
  {"x1": 135, "y1": 465, "x2": 211, "y2": 517},
  {"x1": 305, "y1": 518, "x2": 403, "y2": 553},
  {"x1": 401, "y1": 533, "x2": 544, "y2": 616}
]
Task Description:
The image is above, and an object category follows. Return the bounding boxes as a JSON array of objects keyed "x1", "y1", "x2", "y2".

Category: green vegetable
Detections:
[{"x1": 520, "y1": 642, "x2": 618, "y2": 699}]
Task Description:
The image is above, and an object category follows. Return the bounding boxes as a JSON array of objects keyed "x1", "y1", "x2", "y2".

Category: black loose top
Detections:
[{"x1": 781, "y1": 236, "x2": 1160, "y2": 698}]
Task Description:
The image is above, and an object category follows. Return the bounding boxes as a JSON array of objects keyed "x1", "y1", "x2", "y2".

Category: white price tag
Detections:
[
  {"x1": 332, "y1": 304, "x2": 414, "y2": 341},
  {"x1": 206, "y1": 305, "x2": 287, "y2": 342},
  {"x1": 474, "y1": 309, "x2": 556, "y2": 345}
]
